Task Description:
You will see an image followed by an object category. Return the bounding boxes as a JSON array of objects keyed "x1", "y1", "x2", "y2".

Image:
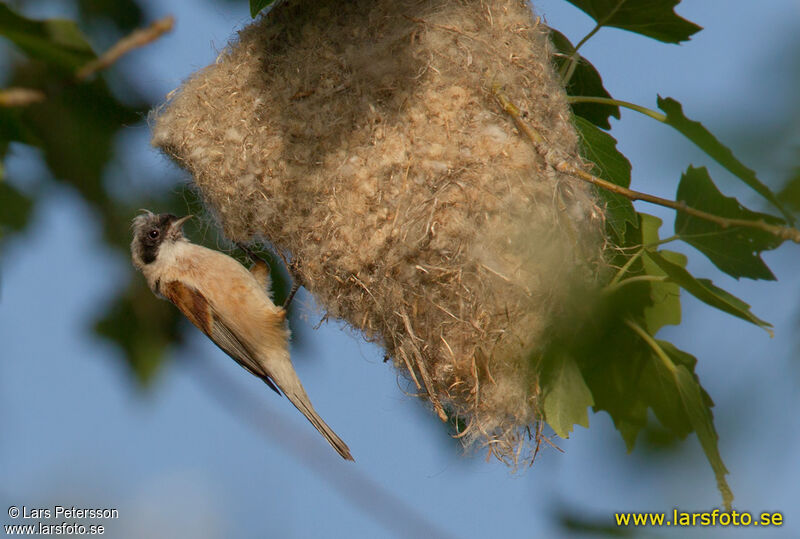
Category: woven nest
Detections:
[{"x1": 152, "y1": 0, "x2": 606, "y2": 466}]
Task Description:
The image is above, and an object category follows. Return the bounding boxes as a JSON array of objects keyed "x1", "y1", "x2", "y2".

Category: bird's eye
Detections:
[{"x1": 148, "y1": 229, "x2": 159, "y2": 239}]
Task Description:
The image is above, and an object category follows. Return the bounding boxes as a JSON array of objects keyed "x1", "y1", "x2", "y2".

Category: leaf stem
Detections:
[
  {"x1": 560, "y1": 0, "x2": 626, "y2": 85},
  {"x1": 559, "y1": 23, "x2": 601, "y2": 84},
  {"x1": 491, "y1": 87, "x2": 800, "y2": 244},
  {"x1": 573, "y1": 24, "x2": 602, "y2": 52},
  {"x1": 605, "y1": 274, "x2": 666, "y2": 295},
  {"x1": 648, "y1": 234, "x2": 681, "y2": 248},
  {"x1": 567, "y1": 96, "x2": 667, "y2": 121},
  {"x1": 609, "y1": 247, "x2": 644, "y2": 286},
  {"x1": 609, "y1": 236, "x2": 680, "y2": 286},
  {"x1": 625, "y1": 319, "x2": 675, "y2": 373}
]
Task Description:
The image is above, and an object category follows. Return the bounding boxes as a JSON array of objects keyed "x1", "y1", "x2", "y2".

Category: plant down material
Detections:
[{"x1": 151, "y1": 0, "x2": 606, "y2": 465}]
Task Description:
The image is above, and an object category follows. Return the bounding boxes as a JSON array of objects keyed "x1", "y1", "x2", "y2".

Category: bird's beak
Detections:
[{"x1": 168, "y1": 214, "x2": 193, "y2": 237}]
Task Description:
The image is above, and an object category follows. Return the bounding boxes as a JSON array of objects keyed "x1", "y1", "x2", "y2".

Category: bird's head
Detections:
[{"x1": 130, "y1": 210, "x2": 193, "y2": 268}]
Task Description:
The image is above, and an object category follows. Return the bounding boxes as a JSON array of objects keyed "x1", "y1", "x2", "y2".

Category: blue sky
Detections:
[{"x1": 1, "y1": 1, "x2": 799, "y2": 537}]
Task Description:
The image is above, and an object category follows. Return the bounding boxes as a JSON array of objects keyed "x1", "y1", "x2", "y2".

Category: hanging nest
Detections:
[{"x1": 151, "y1": 0, "x2": 607, "y2": 466}]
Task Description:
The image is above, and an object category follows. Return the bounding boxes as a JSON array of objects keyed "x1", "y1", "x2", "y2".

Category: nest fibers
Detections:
[{"x1": 152, "y1": 0, "x2": 607, "y2": 465}]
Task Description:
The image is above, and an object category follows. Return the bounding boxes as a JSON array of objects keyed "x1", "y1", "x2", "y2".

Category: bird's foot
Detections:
[{"x1": 283, "y1": 260, "x2": 303, "y2": 310}]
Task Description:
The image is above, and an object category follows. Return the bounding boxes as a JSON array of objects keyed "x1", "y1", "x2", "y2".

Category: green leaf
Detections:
[
  {"x1": 95, "y1": 278, "x2": 183, "y2": 386},
  {"x1": 12, "y1": 67, "x2": 144, "y2": 204},
  {"x1": 556, "y1": 508, "x2": 639, "y2": 537},
  {"x1": 566, "y1": 301, "x2": 652, "y2": 450},
  {"x1": 638, "y1": 212, "x2": 661, "y2": 245},
  {"x1": 644, "y1": 340, "x2": 714, "y2": 417},
  {"x1": 0, "y1": 4, "x2": 95, "y2": 71},
  {"x1": 642, "y1": 251, "x2": 683, "y2": 334},
  {"x1": 250, "y1": 0, "x2": 275, "y2": 18},
  {"x1": 570, "y1": 227, "x2": 654, "y2": 450},
  {"x1": 674, "y1": 363, "x2": 733, "y2": 511},
  {"x1": 644, "y1": 249, "x2": 772, "y2": 333},
  {"x1": 656, "y1": 340, "x2": 714, "y2": 411},
  {"x1": 578, "y1": 320, "x2": 650, "y2": 451},
  {"x1": 598, "y1": 190, "x2": 638, "y2": 244},
  {"x1": 0, "y1": 181, "x2": 33, "y2": 236},
  {"x1": 0, "y1": 107, "x2": 39, "y2": 146},
  {"x1": 0, "y1": 106, "x2": 40, "y2": 167},
  {"x1": 629, "y1": 325, "x2": 733, "y2": 510},
  {"x1": 549, "y1": 29, "x2": 619, "y2": 129},
  {"x1": 76, "y1": 0, "x2": 145, "y2": 33},
  {"x1": 675, "y1": 166, "x2": 784, "y2": 280},
  {"x1": 778, "y1": 167, "x2": 800, "y2": 214},
  {"x1": 640, "y1": 347, "x2": 692, "y2": 438},
  {"x1": 636, "y1": 214, "x2": 683, "y2": 334},
  {"x1": 573, "y1": 117, "x2": 632, "y2": 188},
  {"x1": 573, "y1": 116, "x2": 636, "y2": 241},
  {"x1": 541, "y1": 352, "x2": 594, "y2": 438},
  {"x1": 658, "y1": 96, "x2": 791, "y2": 222},
  {"x1": 613, "y1": 399, "x2": 648, "y2": 452},
  {"x1": 564, "y1": 0, "x2": 702, "y2": 44}
]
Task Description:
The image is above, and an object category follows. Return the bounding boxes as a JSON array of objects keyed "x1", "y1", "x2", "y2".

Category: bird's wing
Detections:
[{"x1": 161, "y1": 280, "x2": 281, "y2": 395}]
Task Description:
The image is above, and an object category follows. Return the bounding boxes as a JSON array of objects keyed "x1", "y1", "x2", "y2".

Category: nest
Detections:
[{"x1": 151, "y1": 0, "x2": 606, "y2": 465}]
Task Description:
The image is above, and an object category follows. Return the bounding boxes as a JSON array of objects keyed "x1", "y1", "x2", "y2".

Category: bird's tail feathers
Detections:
[{"x1": 285, "y1": 390, "x2": 354, "y2": 461}]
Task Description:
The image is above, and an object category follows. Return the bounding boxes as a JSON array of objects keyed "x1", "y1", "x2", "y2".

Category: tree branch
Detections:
[
  {"x1": 0, "y1": 87, "x2": 45, "y2": 107},
  {"x1": 76, "y1": 16, "x2": 175, "y2": 80},
  {"x1": 491, "y1": 86, "x2": 800, "y2": 244}
]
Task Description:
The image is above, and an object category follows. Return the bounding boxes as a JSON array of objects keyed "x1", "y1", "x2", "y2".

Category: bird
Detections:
[{"x1": 130, "y1": 210, "x2": 353, "y2": 461}]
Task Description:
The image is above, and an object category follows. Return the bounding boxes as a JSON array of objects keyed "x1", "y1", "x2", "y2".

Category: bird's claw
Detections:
[
  {"x1": 237, "y1": 242, "x2": 261, "y2": 263},
  {"x1": 283, "y1": 260, "x2": 303, "y2": 310}
]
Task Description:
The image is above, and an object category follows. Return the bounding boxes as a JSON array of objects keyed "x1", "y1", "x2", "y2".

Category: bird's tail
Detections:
[
  {"x1": 284, "y1": 388, "x2": 354, "y2": 461},
  {"x1": 259, "y1": 345, "x2": 353, "y2": 461}
]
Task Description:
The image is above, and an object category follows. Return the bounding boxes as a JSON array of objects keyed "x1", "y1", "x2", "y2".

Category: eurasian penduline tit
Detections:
[{"x1": 130, "y1": 210, "x2": 353, "y2": 461}]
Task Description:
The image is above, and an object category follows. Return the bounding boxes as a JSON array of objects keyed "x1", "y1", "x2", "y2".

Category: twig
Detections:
[
  {"x1": 557, "y1": 162, "x2": 800, "y2": 243},
  {"x1": 491, "y1": 86, "x2": 800, "y2": 244},
  {"x1": 76, "y1": 15, "x2": 175, "y2": 80},
  {"x1": 398, "y1": 311, "x2": 448, "y2": 422},
  {"x1": 492, "y1": 85, "x2": 543, "y2": 144},
  {"x1": 0, "y1": 87, "x2": 45, "y2": 107}
]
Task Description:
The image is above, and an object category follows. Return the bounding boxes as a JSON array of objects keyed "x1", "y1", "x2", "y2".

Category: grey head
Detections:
[{"x1": 131, "y1": 210, "x2": 192, "y2": 267}]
